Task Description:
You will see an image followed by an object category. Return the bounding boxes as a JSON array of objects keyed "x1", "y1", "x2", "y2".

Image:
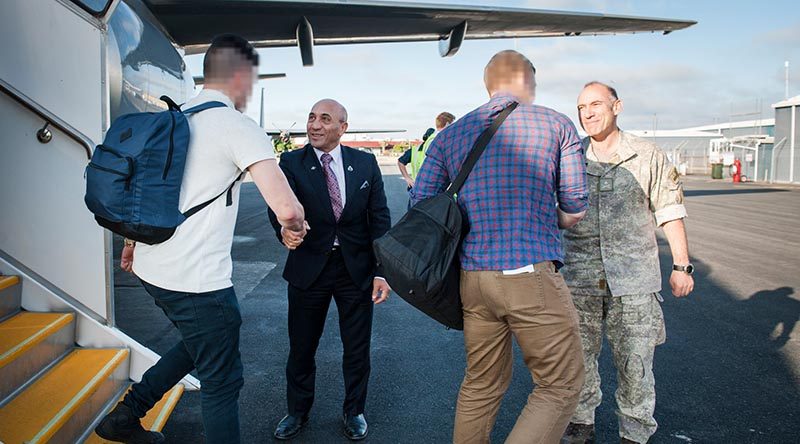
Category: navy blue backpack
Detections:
[{"x1": 85, "y1": 96, "x2": 241, "y2": 245}]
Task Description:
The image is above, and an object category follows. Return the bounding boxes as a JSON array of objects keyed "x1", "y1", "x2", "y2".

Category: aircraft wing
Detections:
[{"x1": 141, "y1": 0, "x2": 696, "y2": 64}]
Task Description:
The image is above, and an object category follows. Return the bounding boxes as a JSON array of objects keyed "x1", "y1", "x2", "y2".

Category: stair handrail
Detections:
[{"x1": 0, "y1": 77, "x2": 93, "y2": 160}]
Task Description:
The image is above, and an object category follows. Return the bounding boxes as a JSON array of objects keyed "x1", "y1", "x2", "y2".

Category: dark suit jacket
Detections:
[{"x1": 268, "y1": 145, "x2": 391, "y2": 291}]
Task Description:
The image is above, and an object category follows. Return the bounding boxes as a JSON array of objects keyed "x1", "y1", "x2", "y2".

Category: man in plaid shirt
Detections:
[{"x1": 412, "y1": 50, "x2": 589, "y2": 444}]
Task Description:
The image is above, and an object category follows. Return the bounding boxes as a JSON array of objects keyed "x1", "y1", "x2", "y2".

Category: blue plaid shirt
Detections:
[{"x1": 411, "y1": 94, "x2": 588, "y2": 271}]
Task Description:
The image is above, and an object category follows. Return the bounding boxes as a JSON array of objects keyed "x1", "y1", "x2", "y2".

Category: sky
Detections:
[{"x1": 186, "y1": 0, "x2": 800, "y2": 140}]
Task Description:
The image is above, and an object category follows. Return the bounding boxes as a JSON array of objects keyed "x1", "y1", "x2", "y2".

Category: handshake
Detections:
[{"x1": 280, "y1": 221, "x2": 311, "y2": 250}]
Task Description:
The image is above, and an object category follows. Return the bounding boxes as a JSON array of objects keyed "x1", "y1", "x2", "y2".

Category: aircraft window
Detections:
[{"x1": 71, "y1": 0, "x2": 112, "y2": 15}]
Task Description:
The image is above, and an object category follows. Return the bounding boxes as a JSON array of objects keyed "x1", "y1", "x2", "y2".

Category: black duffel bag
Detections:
[{"x1": 373, "y1": 102, "x2": 517, "y2": 330}]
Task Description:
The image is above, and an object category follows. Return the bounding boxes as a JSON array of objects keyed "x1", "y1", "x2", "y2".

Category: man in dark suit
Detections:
[{"x1": 268, "y1": 99, "x2": 391, "y2": 441}]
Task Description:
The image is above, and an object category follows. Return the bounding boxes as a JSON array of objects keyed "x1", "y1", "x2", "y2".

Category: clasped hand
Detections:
[{"x1": 281, "y1": 221, "x2": 310, "y2": 250}]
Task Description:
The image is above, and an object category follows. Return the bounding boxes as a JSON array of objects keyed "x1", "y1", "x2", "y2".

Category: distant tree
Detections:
[
  {"x1": 392, "y1": 142, "x2": 410, "y2": 153},
  {"x1": 272, "y1": 134, "x2": 296, "y2": 153}
]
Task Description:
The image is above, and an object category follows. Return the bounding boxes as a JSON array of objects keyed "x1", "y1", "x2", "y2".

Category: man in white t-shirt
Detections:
[{"x1": 95, "y1": 34, "x2": 306, "y2": 444}]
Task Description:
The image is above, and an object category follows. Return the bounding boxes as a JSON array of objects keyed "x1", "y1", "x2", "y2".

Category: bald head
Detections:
[
  {"x1": 312, "y1": 99, "x2": 348, "y2": 123},
  {"x1": 307, "y1": 99, "x2": 349, "y2": 152},
  {"x1": 484, "y1": 50, "x2": 536, "y2": 103}
]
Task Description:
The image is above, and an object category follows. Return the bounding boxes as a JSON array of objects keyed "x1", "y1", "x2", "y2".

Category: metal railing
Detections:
[{"x1": 0, "y1": 77, "x2": 93, "y2": 160}]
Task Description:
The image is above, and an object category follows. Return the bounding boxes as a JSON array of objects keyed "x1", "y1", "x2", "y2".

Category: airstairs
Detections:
[{"x1": 0, "y1": 274, "x2": 184, "y2": 443}]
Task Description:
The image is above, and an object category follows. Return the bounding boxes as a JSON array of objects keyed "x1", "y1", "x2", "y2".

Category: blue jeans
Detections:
[{"x1": 124, "y1": 280, "x2": 244, "y2": 444}]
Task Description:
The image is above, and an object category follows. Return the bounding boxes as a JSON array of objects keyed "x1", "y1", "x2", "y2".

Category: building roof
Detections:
[
  {"x1": 772, "y1": 95, "x2": 800, "y2": 108},
  {"x1": 341, "y1": 140, "x2": 382, "y2": 148},
  {"x1": 338, "y1": 139, "x2": 423, "y2": 149},
  {"x1": 626, "y1": 129, "x2": 718, "y2": 138},
  {"x1": 679, "y1": 118, "x2": 775, "y2": 132}
]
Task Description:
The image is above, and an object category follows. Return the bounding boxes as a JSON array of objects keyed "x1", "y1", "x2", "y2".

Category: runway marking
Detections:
[
  {"x1": 232, "y1": 261, "x2": 276, "y2": 299},
  {"x1": 672, "y1": 432, "x2": 693, "y2": 442},
  {"x1": 233, "y1": 235, "x2": 258, "y2": 244}
]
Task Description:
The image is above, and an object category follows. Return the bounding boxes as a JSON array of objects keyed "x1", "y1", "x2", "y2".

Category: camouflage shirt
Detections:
[{"x1": 561, "y1": 131, "x2": 687, "y2": 296}]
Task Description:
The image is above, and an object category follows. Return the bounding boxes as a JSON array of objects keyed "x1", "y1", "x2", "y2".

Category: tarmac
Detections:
[{"x1": 114, "y1": 161, "x2": 800, "y2": 443}]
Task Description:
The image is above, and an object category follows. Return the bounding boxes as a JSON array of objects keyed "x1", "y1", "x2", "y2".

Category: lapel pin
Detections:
[
  {"x1": 347, "y1": 165, "x2": 354, "y2": 172},
  {"x1": 311, "y1": 166, "x2": 316, "y2": 170}
]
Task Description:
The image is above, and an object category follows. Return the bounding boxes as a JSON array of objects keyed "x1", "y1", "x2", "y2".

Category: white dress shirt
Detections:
[
  {"x1": 313, "y1": 144, "x2": 346, "y2": 246},
  {"x1": 313, "y1": 144, "x2": 347, "y2": 208}
]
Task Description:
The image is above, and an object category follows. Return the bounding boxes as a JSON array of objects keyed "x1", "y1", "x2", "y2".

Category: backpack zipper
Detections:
[
  {"x1": 92, "y1": 145, "x2": 134, "y2": 190},
  {"x1": 163, "y1": 111, "x2": 176, "y2": 180},
  {"x1": 88, "y1": 162, "x2": 133, "y2": 190}
]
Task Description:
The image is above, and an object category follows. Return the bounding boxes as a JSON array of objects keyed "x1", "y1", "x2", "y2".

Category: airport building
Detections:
[
  {"x1": 628, "y1": 102, "x2": 800, "y2": 184},
  {"x1": 772, "y1": 95, "x2": 800, "y2": 183},
  {"x1": 626, "y1": 129, "x2": 720, "y2": 176}
]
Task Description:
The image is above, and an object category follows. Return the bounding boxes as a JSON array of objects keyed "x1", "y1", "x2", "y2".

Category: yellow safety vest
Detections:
[{"x1": 410, "y1": 132, "x2": 436, "y2": 180}]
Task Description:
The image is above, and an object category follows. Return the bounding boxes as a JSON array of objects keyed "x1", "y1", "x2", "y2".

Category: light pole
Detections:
[
  {"x1": 259, "y1": 87, "x2": 265, "y2": 128},
  {"x1": 652, "y1": 113, "x2": 658, "y2": 144},
  {"x1": 785, "y1": 61, "x2": 790, "y2": 100}
]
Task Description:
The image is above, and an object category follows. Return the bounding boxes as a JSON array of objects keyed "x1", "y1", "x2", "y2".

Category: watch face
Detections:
[{"x1": 685, "y1": 264, "x2": 694, "y2": 275}]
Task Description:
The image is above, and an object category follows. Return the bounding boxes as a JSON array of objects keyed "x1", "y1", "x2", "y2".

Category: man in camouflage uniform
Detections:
[{"x1": 560, "y1": 82, "x2": 695, "y2": 444}]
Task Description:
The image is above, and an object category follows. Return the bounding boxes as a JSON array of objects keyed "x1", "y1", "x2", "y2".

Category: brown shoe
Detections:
[{"x1": 561, "y1": 422, "x2": 595, "y2": 444}]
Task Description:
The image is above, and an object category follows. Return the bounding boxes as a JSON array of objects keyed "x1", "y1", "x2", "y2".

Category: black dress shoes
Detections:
[
  {"x1": 273, "y1": 414, "x2": 309, "y2": 440},
  {"x1": 94, "y1": 403, "x2": 165, "y2": 444},
  {"x1": 342, "y1": 413, "x2": 368, "y2": 441}
]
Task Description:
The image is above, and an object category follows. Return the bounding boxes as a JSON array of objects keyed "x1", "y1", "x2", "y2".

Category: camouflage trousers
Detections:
[{"x1": 570, "y1": 292, "x2": 666, "y2": 443}]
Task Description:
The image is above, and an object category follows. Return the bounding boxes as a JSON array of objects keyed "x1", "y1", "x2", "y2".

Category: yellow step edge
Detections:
[
  {"x1": 0, "y1": 312, "x2": 74, "y2": 368},
  {"x1": 0, "y1": 275, "x2": 20, "y2": 292},
  {"x1": 84, "y1": 384, "x2": 185, "y2": 444},
  {"x1": 150, "y1": 384, "x2": 184, "y2": 432},
  {"x1": 0, "y1": 348, "x2": 129, "y2": 444}
]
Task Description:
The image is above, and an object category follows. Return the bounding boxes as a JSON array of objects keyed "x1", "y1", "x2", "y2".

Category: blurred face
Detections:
[
  {"x1": 527, "y1": 73, "x2": 537, "y2": 103},
  {"x1": 576, "y1": 84, "x2": 622, "y2": 138},
  {"x1": 307, "y1": 100, "x2": 348, "y2": 152},
  {"x1": 231, "y1": 65, "x2": 256, "y2": 111},
  {"x1": 485, "y1": 71, "x2": 535, "y2": 104}
]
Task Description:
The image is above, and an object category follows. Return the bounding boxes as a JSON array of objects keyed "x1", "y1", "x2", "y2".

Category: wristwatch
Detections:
[
  {"x1": 123, "y1": 238, "x2": 136, "y2": 248},
  {"x1": 673, "y1": 263, "x2": 694, "y2": 275}
]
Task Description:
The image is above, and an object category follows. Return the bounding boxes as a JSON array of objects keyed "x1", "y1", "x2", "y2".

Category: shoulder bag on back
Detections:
[{"x1": 373, "y1": 102, "x2": 518, "y2": 330}]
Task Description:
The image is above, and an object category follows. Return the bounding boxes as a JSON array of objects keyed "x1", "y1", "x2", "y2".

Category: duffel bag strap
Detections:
[{"x1": 446, "y1": 101, "x2": 518, "y2": 196}]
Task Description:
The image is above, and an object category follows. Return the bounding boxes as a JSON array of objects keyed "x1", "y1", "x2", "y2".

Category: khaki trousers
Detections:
[{"x1": 453, "y1": 264, "x2": 585, "y2": 444}]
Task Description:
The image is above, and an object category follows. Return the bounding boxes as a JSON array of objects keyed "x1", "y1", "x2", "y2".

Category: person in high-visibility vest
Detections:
[
  {"x1": 398, "y1": 127, "x2": 434, "y2": 190},
  {"x1": 410, "y1": 112, "x2": 456, "y2": 181},
  {"x1": 398, "y1": 113, "x2": 456, "y2": 210}
]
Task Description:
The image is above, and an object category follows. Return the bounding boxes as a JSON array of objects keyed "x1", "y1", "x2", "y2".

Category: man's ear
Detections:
[
  {"x1": 340, "y1": 121, "x2": 349, "y2": 136},
  {"x1": 613, "y1": 99, "x2": 624, "y2": 116}
]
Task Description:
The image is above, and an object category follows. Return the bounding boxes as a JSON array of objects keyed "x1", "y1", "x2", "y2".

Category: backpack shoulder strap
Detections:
[
  {"x1": 182, "y1": 172, "x2": 245, "y2": 219},
  {"x1": 160, "y1": 95, "x2": 182, "y2": 111},
  {"x1": 182, "y1": 101, "x2": 228, "y2": 115},
  {"x1": 446, "y1": 101, "x2": 518, "y2": 196},
  {"x1": 176, "y1": 100, "x2": 235, "y2": 219}
]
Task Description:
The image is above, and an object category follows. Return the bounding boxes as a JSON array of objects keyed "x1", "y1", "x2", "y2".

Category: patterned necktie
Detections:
[{"x1": 321, "y1": 153, "x2": 343, "y2": 220}]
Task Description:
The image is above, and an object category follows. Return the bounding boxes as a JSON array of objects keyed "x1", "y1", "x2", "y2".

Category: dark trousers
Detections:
[
  {"x1": 124, "y1": 280, "x2": 244, "y2": 444},
  {"x1": 286, "y1": 249, "x2": 374, "y2": 416}
]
